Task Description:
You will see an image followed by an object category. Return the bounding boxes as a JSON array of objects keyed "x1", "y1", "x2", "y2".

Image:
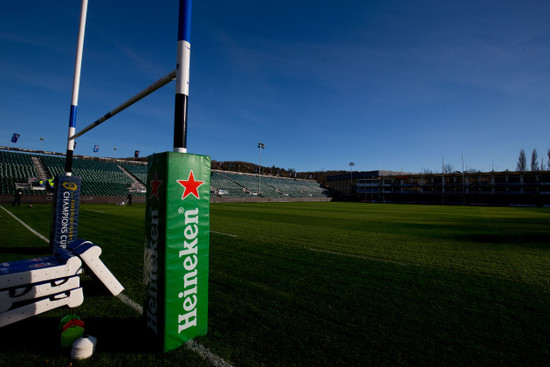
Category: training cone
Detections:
[
  {"x1": 61, "y1": 318, "x2": 85, "y2": 333},
  {"x1": 59, "y1": 310, "x2": 81, "y2": 330},
  {"x1": 71, "y1": 335, "x2": 96, "y2": 360},
  {"x1": 60, "y1": 323, "x2": 85, "y2": 349},
  {"x1": 59, "y1": 310, "x2": 85, "y2": 348}
]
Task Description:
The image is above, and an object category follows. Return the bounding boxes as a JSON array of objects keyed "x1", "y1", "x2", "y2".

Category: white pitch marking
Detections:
[
  {"x1": 116, "y1": 294, "x2": 233, "y2": 366},
  {"x1": 186, "y1": 339, "x2": 235, "y2": 367},
  {"x1": 210, "y1": 231, "x2": 238, "y2": 238},
  {"x1": 116, "y1": 294, "x2": 143, "y2": 314},
  {"x1": 84, "y1": 208, "x2": 105, "y2": 214}
]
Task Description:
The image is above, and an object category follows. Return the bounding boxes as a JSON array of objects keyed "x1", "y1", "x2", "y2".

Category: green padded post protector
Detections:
[{"x1": 144, "y1": 152, "x2": 210, "y2": 352}]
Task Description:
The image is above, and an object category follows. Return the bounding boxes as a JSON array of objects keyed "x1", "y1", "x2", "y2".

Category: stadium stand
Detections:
[
  {"x1": 210, "y1": 172, "x2": 249, "y2": 198},
  {"x1": 0, "y1": 150, "x2": 39, "y2": 195},
  {"x1": 121, "y1": 163, "x2": 147, "y2": 185},
  {"x1": 210, "y1": 171, "x2": 329, "y2": 201},
  {"x1": 0, "y1": 148, "x2": 331, "y2": 203},
  {"x1": 40, "y1": 155, "x2": 133, "y2": 196}
]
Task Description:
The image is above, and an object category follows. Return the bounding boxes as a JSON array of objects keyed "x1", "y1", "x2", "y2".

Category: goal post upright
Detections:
[
  {"x1": 144, "y1": 0, "x2": 211, "y2": 352},
  {"x1": 49, "y1": 1, "x2": 210, "y2": 345},
  {"x1": 173, "y1": 0, "x2": 192, "y2": 153},
  {"x1": 51, "y1": 0, "x2": 88, "y2": 252},
  {"x1": 65, "y1": 0, "x2": 88, "y2": 176}
]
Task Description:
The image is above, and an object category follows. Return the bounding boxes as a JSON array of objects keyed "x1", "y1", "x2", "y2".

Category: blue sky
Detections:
[{"x1": 1, "y1": 0, "x2": 550, "y2": 173}]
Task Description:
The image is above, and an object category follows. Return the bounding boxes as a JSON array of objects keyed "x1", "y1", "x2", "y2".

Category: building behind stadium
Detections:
[{"x1": 327, "y1": 170, "x2": 550, "y2": 206}]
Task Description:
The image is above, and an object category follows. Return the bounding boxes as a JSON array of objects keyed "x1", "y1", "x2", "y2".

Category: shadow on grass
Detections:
[
  {"x1": 455, "y1": 232, "x2": 550, "y2": 248},
  {"x1": 390, "y1": 221, "x2": 550, "y2": 248},
  {"x1": 205, "y1": 237, "x2": 550, "y2": 367},
  {"x1": 82, "y1": 316, "x2": 157, "y2": 354},
  {"x1": 0, "y1": 316, "x2": 62, "y2": 356},
  {"x1": 0, "y1": 246, "x2": 51, "y2": 255},
  {"x1": 0, "y1": 313, "x2": 155, "y2": 355}
]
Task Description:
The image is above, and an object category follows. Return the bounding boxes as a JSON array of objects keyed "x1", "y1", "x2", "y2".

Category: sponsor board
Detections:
[
  {"x1": 50, "y1": 176, "x2": 81, "y2": 252},
  {"x1": 144, "y1": 152, "x2": 210, "y2": 352}
]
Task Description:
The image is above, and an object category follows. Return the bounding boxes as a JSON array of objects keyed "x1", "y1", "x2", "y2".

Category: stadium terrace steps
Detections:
[
  {"x1": 210, "y1": 170, "x2": 329, "y2": 200},
  {"x1": 211, "y1": 172, "x2": 249, "y2": 198},
  {"x1": 27, "y1": 154, "x2": 142, "y2": 196},
  {"x1": 0, "y1": 151, "x2": 40, "y2": 195},
  {"x1": 1, "y1": 150, "x2": 329, "y2": 201},
  {"x1": 31, "y1": 157, "x2": 49, "y2": 181},
  {"x1": 121, "y1": 163, "x2": 147, "y2": 185},
  {"x1": 118, "y1": 164, "x2": 146, "y2": 193}
]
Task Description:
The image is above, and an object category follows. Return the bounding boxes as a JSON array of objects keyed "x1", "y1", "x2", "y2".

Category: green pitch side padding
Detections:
[{"x1": 144, "y1": 152, "x2": 210, "y2": 352}]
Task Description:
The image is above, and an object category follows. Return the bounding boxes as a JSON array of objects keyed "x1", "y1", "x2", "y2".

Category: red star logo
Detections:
[
  {"x1": 177, "y1": 170, "x2": 205, "y2": 200},
  {"x1": 150, "y1": 171, "x2": 163, "y2": 200}
]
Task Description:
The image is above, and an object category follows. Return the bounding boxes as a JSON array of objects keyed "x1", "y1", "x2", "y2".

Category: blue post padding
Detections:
[
  {"x1": 69, "y1": 105, "x2": 78, "y2": 128},
  {"x1": 0, "y1": 247, "x2": 76, "y2": 277},
  {"x1": 178, "y1": 0, "x2": 192, "y2": 42},
  {"x1": 50, "y1": 176, "x2": 81, "y2": 252},
  {"x1": 0, "y1": 248, "x2": 73, "y2": 278},
  {"x1": 67, "y1": 239, "x2": 94, "y2": 255},
  {"x1": 54, "y1": 247, "x2": 77, "y2": 262},
  {"x1": 0, "y1": 256, "x2": 62, "y2": 276}
]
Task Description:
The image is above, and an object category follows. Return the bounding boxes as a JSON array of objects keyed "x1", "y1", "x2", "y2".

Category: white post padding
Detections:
[
  {"x1": 0, "y1": 253, "x2": 82, "y2": 290},
  {"x1": 0, "y1": 239, "x2": 124, "y2": 328},
  {"x1": 0, "y1": 288, "x2": 84, "y2": 328},
  {"x1": 67, "y1": 240, "x2": 124, "y2": 296},
  {"x1": 0, "y1": 276, "x2": 80, "y2": 313}
]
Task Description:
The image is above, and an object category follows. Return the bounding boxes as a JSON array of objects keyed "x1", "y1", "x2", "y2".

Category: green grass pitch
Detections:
[{"x1": 0, "y1": 202, "x2": 549, "y2": 366}]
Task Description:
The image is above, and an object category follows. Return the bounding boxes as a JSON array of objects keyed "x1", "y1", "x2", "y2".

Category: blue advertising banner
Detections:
[{"x1": 50, "y1": 176, "x2": 81, "y2": 252}]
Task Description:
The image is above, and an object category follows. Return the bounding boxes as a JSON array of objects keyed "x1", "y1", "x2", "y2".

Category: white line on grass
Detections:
[
  {"x1": 84, "y1": 208, "x2": 105, "y2": 214},
  {"x1": 186, "y1": 339, "x2": 235, "y2": 367},
  {"x1": 3, "y1": 205, "x2": 232, "y2": 366},
  {"x1": 116, "y1": 294, "x2": 143, "y2": 314},
  {"x1": 116, "y1": 294, "x2": 234, "y2": 367},
  {"x1": 0, "y1": 205, "x2": 49, "y2": 243},
  {"x1": 210, "y1": 231, "x2": 238, "y2": 238},
  {"x1": 309, "y1": 248, "x2": 409, "y2": 266}
]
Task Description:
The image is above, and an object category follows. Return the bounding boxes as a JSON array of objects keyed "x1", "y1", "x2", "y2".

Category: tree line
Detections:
[{"x1": 516, "y1": 149, "x2": 549, "y2": 171}]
